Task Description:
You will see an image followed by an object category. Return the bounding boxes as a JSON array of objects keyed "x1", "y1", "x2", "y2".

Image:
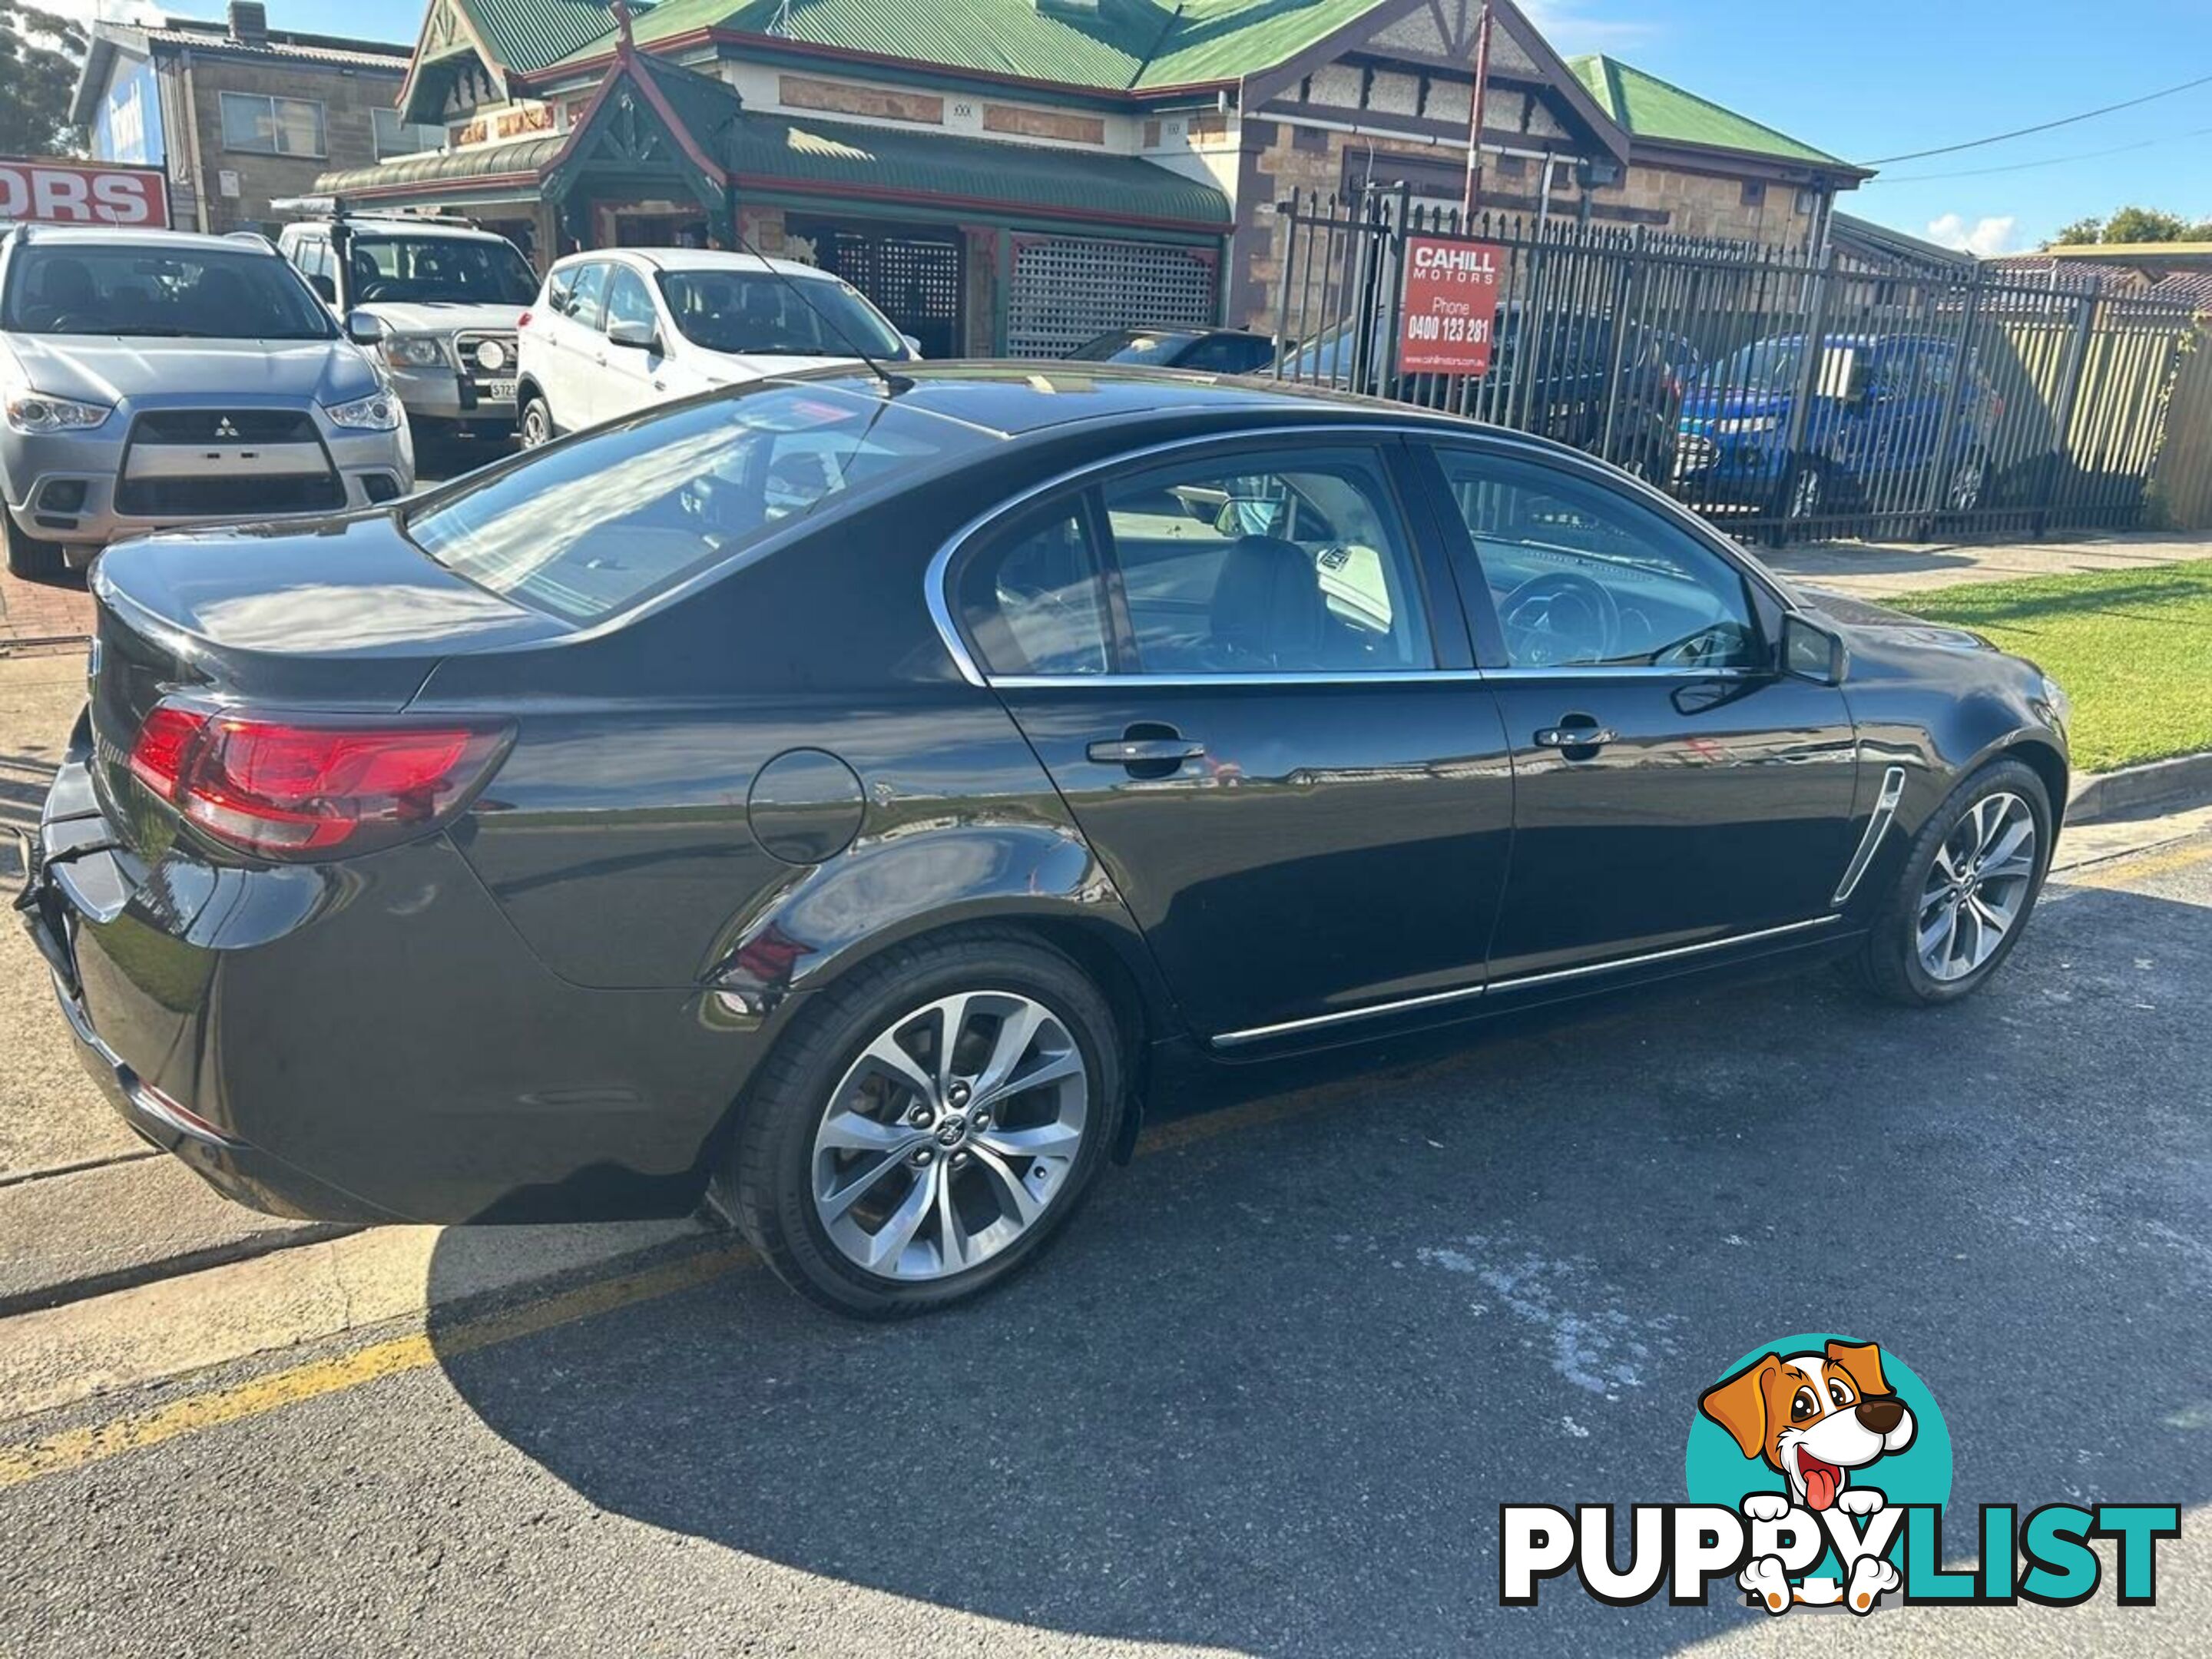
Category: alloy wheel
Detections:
[
  {"x1": 1948, "y1": 456, "x2": 1986, "y2": 513},
  {"x1": 1788, "y1": 466, "x2": 1822, "y2": 520},
  {"x1": 1916, "y1": 791, "x2": 2037, "y2": 982},
  {"x1": 520, "y1": 403, "x2": 550, "y2": 449},
  {"x1": 810, "y1": 991, "x2": 1089, "y2": 1281}
]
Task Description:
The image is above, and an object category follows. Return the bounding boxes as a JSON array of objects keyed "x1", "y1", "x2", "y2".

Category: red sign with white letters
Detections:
[
  {"x1": 1399, "y1": 235, "x2": 1504, "y2": 376},
  {"x1": 0, "y1": 157, "x2": 170, "y2": 229}
]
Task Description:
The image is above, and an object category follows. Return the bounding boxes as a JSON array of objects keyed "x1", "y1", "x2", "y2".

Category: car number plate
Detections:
[{"x1": 483, "y1": 379, "x2": 517, "y2": 402}]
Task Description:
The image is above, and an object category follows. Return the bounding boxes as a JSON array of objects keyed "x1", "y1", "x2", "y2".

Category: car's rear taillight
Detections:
[
  {"x1": 516, "y1": 310, "x2": 532, "y2": 329},
  {"x1": 126, "y1": 700, "x2": 510, "y2": 859}
]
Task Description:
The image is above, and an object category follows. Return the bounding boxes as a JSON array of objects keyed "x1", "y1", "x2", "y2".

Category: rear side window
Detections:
[
  {"x1": 561, "y1": 262, "x2": 608, "y2": 327},
  {"x1": 406, "y1": 382, "x2": 987, "y2": 624},
  {"x1": 602, "y1": 267, "x2": 657, "y2": 337},
  {"x1": 958, "y1": 509, "x2": 1111, "y2": 677},
  {"x1": 545, "y1": 266, "x2": 575, "y2": 313}
]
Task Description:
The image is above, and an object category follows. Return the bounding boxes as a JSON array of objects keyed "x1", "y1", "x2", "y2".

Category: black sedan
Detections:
[
  {"x1": 1066, "y1": 325, "x2": 1277, "y2": 376},
  {"x1": 22, "y1": 365, "x2": 2071, "y2": 1316}
]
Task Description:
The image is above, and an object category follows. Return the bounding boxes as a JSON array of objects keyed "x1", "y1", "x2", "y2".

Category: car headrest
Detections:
[{"x1": 1209, "y1": 535, "x2": 1329, "y2": 667}]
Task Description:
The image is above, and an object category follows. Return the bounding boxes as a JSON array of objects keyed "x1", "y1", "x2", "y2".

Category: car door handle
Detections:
[
  {"x1": 1087, "y1": 737, "x2": 1207, "y2": 767},
  {"x1": 1534, "y1": 724, "x2": 1618, "y2": 750}
]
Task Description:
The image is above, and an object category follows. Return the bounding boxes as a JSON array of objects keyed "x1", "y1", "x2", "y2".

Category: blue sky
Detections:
[
  {"x1": 68, "y1": 0, "x2": 2212, "y2": 251},
  {"x1": 1525, "y1": 0, "x2": 2212, "y2": 250}
]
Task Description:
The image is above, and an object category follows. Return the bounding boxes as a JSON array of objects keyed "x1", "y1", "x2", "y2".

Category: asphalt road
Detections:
[{"x1": 1, "y1": 826, "x2": 2207, "y2": 1657}]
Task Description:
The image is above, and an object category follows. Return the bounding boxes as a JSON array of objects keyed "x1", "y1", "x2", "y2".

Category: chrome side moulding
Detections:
[{"x1": 1210, "y1": 914, "x2": 1842, "y2": 1048}]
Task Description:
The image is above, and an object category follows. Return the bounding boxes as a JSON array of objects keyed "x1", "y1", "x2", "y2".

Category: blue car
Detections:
[{"x1": 1674, "y1": 333, "x2": 2001, "y2": 522}]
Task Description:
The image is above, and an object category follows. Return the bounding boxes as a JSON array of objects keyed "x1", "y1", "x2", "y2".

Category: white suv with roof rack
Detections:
[
  {"x1": 513, "y1": 247, "x2": 919, "y2": 445},
  {"x1": 277, "y1": 213, "x2": 535, "y2": 439}
]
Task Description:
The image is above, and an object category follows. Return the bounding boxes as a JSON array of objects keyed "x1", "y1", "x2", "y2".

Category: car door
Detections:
[
  {"x1": 594, "y1": 264, "x2": 671, "y2": 422},
  {"x1": 944, "y1": 432, "x2": 1516, "y2": 1045},
  {"x1": 545, "y1": 260, "x2": 609, "y2": 431},
  {"x1": 1416, "y1": 440, "x2": 1863, "y2": 988}
]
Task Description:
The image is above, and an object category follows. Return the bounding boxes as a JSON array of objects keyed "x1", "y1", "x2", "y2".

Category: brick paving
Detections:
[{"x1": 0, "y1": 565, "x2": 94, "y2": 654}]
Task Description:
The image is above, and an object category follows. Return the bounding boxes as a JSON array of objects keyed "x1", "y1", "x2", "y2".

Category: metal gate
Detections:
[
  {"x1": 1007, "y1": 236, "x2": 1217, "y2": 359},
  {"x1": 805, "y1": 224, "x2": 965, "y2": 359},
  {"x1": 1271, "y1": 186, "x2": 2208, "y2": 544}
]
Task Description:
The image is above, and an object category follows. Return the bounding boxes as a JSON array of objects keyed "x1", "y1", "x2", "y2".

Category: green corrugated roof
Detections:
[
  {"x1": 729, "y1": 110, "x2": 1229, "y2": 224},
  {"x1": 464, "y1": 0, "x2": 634, "y2": 72},
  {"x1": 316, "y1": 131, "x2": 570, "y2": 197},
  {"x1": 315, "y1": 102, "x2": 1229, "y2": 227},
  {"x1": 542, "y1": 0, "x2": 1380, "y2": 89},
  {"x1": 1567, "y1": 54, "x2": 1844, "y2": 167}
]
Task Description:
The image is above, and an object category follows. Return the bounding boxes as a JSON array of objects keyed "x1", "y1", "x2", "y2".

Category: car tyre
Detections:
[
  {"x1": 3, "y1": 515, "x2": 65, "y2": 581},
  {"x1": 518, "y1": 393, "x2": 554, "y2": 449},
  {"x1": 714, "y1": 930, "x2": 1124, "y2": 1318},
  {"x1": 1855, "y1": 758, "x2": 2051, "y2": 1006}
]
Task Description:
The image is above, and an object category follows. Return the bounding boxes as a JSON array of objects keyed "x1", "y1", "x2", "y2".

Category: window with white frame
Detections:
[{"x1": 219, "y1": 91, "x2": 326, "y2": 157}]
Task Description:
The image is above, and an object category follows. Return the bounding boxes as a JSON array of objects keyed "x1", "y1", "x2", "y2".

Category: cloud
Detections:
[
  {"x1": 35, "y1": 0, "x2": 184, "y2": 26},
  {"x1": 1926, "y1": 213, "x2": 2023, "y2": 257},
  {"x1": 1517, "y1": 0, "x2": 1658, "y2": 54}
]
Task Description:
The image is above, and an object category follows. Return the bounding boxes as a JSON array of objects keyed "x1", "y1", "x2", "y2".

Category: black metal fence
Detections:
[{"x1": 1269, "y1": 187, "x2": 2209, "y2": 544}]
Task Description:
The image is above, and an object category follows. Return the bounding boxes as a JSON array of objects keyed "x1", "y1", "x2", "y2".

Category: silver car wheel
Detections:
[
  {"x1": 519, "y1": 402, "x2": 551, "y2": 449},
  {"x1": 810, "y1": 990, "x2": 1089, "y2": 1282},
  {"x1": 1948, "y1": 455, "x2": 1986, "y2": 512},
  {"x1": 1916, "y1": 790, "x2": 2037, "y2": 982},
  {"x1": 1788, "y1": 466, "x2": 1822, "y2": 520}
]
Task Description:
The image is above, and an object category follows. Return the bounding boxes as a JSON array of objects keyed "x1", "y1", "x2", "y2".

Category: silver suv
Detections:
[
  {"x1": 1, "y1": 225, "x2": 412, "y2": 578},
  {"x1": 277, "y1": 216, "x2": 534, "y2": 439}
]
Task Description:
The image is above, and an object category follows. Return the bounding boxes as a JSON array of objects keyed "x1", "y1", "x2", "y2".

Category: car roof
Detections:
[
  {"x1": 553, "y1": 247, "x2": 836, "y2": 282},
  {"x1": 767, "y1": 359, "x2": 1512, "y2": 442},
  {"x1": 299, "y1": 217, "x2": 513, "y2": 243},
  {"x1": 5, "y1": 225, "x2": 280, "y2": 257}
]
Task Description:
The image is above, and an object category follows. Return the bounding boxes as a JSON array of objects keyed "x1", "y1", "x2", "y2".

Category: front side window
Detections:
[
  {"x1": 1437, "y1": 451, "x2": 1762, "y2": 671},
  {"x1": 1100, "y1": 447, "x2": 1429, "y2": 674},
  {"x1": 561, "y1": 262, "x2": 608, "y2": 327},
  {"x1": 655, "y1": 270, "x2": 907, "y2": 359},
  {"x1": 219, "y1": 91, "x2": 325, "y2": 157},
  {"x1": 958, "y1": 509, "x2": 1111, "y2": 677},
  {"x1": 406, "y1": 382, "x2": 987, "y2": 624},
  {"x1": 0, "y1": 243, "x2": 333, "y2": 339},
  {"x1": 345, "y1": 236, "x2": 535, "y2": 306},
  {"x1": 602, "y1": 267, "x2": 658, "y2": 337}
]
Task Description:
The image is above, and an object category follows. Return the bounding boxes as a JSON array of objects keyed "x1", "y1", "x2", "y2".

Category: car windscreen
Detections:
[
  {"x1": 0, "y1": 243, "x2": 335, "y2": 339},
  {"x1": 656, "y1": 270, "x2": 909, "y2": 359},
  {"x1": 347, "y1": 236, "x2": 536, "y2": 306},
  {"x1": 404, "y1": 382, "x2": 986, "y2": 624},
  {"x1": 1710, "y1": 338, "x2": 1808, "y2": 396},
  {"x1": 1068, "y1": 329, "x2": 1200, "y2": 364}
]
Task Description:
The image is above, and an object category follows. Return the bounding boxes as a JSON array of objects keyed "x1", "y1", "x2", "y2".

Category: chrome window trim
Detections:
[
  {"x1": 987, "y1": 670, "x2": 1492, "y2": 690},
  {"x1": 1210, "y1": 914, "x2": 1840, "y2": 1048},
  {"x1": 1830, "y1": 763, "x2": 1909, "y2": 906},
  {"x1": 926, "y1": 422, "x2": 1485, "y2": 690}
]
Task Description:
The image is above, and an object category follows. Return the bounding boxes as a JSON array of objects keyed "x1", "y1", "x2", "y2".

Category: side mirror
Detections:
[
  {"x1": 899, "y1": 333, "x2": 923, "y2": 359},
  {"x1": 308, "y1": 273, "x2": 336, "y2": 305},
  {"x1": 606, "y1": 318, "x2": 659, "y2": 353},
  {"x1": 1781, "y1": 612, "x2": 1848, "y2": 686},
  {"x1": 343, "y1": 310, "x2": 380, "y2": 347}
]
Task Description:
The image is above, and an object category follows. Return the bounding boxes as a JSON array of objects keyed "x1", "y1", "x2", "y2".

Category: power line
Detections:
[
  {"x1": 1859, "y1": 69, "x2": 2212, "y2": 165},
  {"x1": 1868, "y1": 122, "x2": 2212, "y2": 183}
]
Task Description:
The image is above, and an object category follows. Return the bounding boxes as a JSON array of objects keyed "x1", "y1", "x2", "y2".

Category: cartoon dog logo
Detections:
[{"x1": 1700, "y1": 1339, "x2": 1917, "y2": 1611}]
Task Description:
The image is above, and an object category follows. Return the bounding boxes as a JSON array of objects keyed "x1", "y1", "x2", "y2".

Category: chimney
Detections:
[{"x1": 228, "y1": 2, "x2": 267, "y2": 45}]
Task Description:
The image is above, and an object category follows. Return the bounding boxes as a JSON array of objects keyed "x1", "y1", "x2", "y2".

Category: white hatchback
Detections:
[{"x1": 513, "y1": 248, "x2": 918, "y2": 444}]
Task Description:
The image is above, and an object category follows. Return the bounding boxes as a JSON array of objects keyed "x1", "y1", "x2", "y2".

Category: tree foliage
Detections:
[
  {"x1": 2048, "y1": 206, "x2": 2212, "y2": 248},
  {"x1": 0, "y1": 0, "x2": 87, "y2": 159}
]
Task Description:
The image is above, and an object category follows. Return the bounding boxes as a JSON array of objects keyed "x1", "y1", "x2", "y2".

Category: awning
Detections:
[
  {"x1": 316, "y1": 132, "x2": 568, "y2": 202},
  {"x1": 316, "y1": 111, "x2": 1230, "y2": 237},
  {"x1": 726, "y1": 114, "x2": 1231, "y2": 235}
]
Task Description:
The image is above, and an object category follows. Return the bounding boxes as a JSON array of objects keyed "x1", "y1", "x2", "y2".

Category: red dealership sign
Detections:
[
  {"x1": 0, "y1": 157, "x2": 170, "y2": 229},
  {"x1": 1399, "y1": 235, "x2": 1503, "y2": 376}
]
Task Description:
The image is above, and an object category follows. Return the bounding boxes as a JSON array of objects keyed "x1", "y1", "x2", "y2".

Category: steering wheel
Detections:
[{"x1": 1498, "y1": 571, "x2": 1620, "y2": 667}]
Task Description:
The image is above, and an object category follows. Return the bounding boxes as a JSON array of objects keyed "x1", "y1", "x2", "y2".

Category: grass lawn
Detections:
[{"x1": 1886, "y1": 562, "x2": 2212, "y2": 774}]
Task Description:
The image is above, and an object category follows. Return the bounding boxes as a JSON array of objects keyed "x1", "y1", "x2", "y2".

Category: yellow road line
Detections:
[
  {"x1": 2066, "y1": 836, "x2": 2212, "y2": 889},
  {"x1": 0, "y1": 1243, "x2": 754, "y2": 1491},
  {"x1": 0, "y1": 1087, "x2": 1330, "y2": 1491}
]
